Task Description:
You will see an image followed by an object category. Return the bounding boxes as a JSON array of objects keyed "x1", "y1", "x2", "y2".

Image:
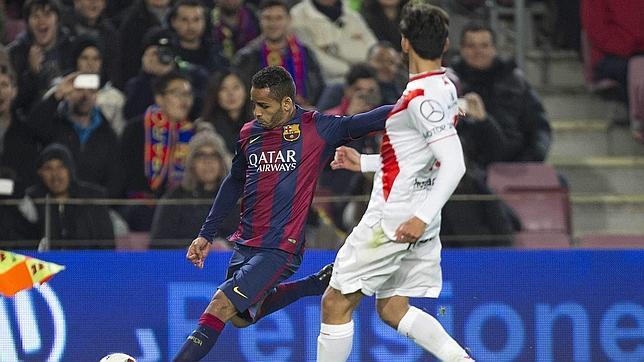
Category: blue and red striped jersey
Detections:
[{"x1": 199, "y1": 105, "x2": 392, "y2": 254}]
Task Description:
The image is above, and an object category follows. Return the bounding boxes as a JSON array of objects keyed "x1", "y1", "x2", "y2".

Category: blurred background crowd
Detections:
[{"x1": 0, "y1": 0, "x2": 642, "y2": 250}]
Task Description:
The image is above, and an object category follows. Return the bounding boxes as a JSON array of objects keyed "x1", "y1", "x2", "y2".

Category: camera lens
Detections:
[{"x1": 157, "y1": 46, "x2": 175, "y2": 65}]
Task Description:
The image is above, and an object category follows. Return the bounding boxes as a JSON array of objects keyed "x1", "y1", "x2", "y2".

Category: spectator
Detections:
[
  {"x1": 60, "y1": 0, "x2": 120, "y2": 85},
  {"x1": 117, "y1": 0, "x2": 171, "y2": 89},
  {"x1": 234, "y1": 0, "x2": 325, "y2": 107},
  {"x1": 210, "y1": 0, "x2": 260, "y2": 62},
  {"x1": 290, "y1": 0, "x2": 377, "y2": 83},
  {"x1": 7, "y1": 0, "x2": 73, "y2": 113},
  {"x1": 120, "y1": 71, "x2": 196, "y2": 230},
  {"x1": 452, "y1": 21, "x2": 551, "y2": 169},
  {"x1": 360, "y1": 0, "x2": 406, "y2": 51},
  {"x1": 70, "y1": 34, "x2": 126, "y2": 136},
  {"x1": 123, "y1": 27, "x2": 208, "y2": 120},
  {"x1": 325, "y1": 62, "x2": 381, "y2": 116},
  {"x1": 150, "y1": 128, "x2": 238, "y2": 247},
  {"x1": 318, "y1": 63, "x2": 381, "y2": 114},
  {"x1": 0, "y1": 167, "x2": 39, "y2": 245},
  {"x1": 196, "y1": 69, "x2": 252, "y2": 154},
  {"x1": 0, "y1": 61, "x2": 41, "y2": 194},
  {"x1": 168, "y1": 0, "x2": 228, "y2": 73},
  {"x1": 24, "y1": 143, "x2": 114, "y2": 248},
  {"x1": 317, "y1": 41, "x2": 404, "y2": 110},
  {"x1": 26, "y1": 71, "x2": 123, "y2": 198},
  {"x1": 367, "y1": 41, "x2": 406, "y2": 105},
  {"x1": 581, "y1": 0, "x2": 644, "y2": 142}
]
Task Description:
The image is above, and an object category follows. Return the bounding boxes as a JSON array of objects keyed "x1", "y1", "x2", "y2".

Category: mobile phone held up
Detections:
[{"x1": 73, "y1": 74, "x2": 100, "y2": 90}]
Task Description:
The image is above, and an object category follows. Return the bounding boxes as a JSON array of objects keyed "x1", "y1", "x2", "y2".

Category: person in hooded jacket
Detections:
[{"x1": 24, "y1": 143, "x2": 114, "y2": 249}]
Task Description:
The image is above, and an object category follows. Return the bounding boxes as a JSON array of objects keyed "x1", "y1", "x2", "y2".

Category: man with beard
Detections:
[
  {"x1": 168, "y1": 0, "x2": 228, "y2": 73},
  {"x1": 173, "y1": 65, "x2": 392, "y2": 361},
  {"x1": 234, "y1": 0, "x2": 325, "y2": 107},
  {"x1": 26, "y1": 71, "x2": 123, "y2": 198}
]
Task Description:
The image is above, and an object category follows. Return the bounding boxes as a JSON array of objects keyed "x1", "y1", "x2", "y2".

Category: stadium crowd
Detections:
[{"x1": 0, "y1": 0, "x2": 597, "y2": 250}]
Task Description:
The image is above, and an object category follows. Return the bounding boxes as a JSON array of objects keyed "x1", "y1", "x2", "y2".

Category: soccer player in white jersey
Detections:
[{"x1": 316, "y1": 2, "x2": 474, "y2": 362}]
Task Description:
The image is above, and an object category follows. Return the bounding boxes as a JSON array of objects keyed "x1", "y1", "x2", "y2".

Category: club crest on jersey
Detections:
[
  {"x1": 420, "y1": 99, "x2": 445, "y2": 122},
  {"x1": 283, "y1": 124, "x2": 301, "y2": 141}
]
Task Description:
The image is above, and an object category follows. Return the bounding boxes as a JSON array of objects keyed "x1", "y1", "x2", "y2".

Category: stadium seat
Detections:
[
  {"x1": 576, "y1": 234, "x2": 644, "y2": 249},
  {"x1": 487, "y1": 163, "x2": 572, "y2": 247}
]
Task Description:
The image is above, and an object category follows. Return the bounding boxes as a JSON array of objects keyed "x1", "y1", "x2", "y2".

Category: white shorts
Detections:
[{"x1": 329, "y1": 221, "x2": 443, "y2": 299}]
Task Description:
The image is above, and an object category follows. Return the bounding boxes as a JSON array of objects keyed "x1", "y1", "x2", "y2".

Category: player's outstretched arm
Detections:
[
  {"x1": 194, "y1": 142, "x2": 247, "y2": 255},
  {"x1": 344, "y1": 104, "x2": 393, "y2": 139},
  {"x1": 197, "y1": 172, "x2": 244, "y2": 243}
]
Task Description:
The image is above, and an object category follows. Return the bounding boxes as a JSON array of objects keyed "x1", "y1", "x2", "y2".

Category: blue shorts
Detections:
[{"x1": 219, "y1": 244, "x2": 301, "y2": 321}]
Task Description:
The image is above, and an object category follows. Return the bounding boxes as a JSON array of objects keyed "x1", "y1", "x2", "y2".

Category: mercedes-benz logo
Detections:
[{"x1": 420, "y1": 99, "x2": 445, "y2": 123}]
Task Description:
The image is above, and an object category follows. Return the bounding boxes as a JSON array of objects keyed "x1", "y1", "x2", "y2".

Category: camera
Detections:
[{"x1": 157, "y1": 45, "x2": 175, "y2": 65}]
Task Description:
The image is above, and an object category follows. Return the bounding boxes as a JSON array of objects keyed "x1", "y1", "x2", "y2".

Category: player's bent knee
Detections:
[
  {"x1": 322, "y1": 288, "x2": 358, "y2": 320},
  {"x1": 376, "y1": 298, "x2": 409, "y2": 329},
  {"x1": 205, "y1": 290, "x2": 238, "y2": 322}
]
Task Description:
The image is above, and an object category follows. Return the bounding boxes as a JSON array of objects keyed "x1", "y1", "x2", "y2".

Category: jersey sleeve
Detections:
[
  {"x1": 360, "y1": 154, "x2": 381, "y2": 173},
  {"x1": 315, "y1": 105, "x2": 392, "y2": 146},
  {"x1": 407, "y1": 96, "x2": 457, "y2": 144},
  {"x1": 198, "y1": 140, "x2": 247, "y2": 242}
]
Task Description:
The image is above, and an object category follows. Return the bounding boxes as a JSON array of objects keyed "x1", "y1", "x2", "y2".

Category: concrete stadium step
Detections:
[
  {"x1": 541, "y1": 91, "x2": 617, "y2": 120},
  {"x1": 571, "y1": 194, "x2": 644, "y2": 235},
  {"x1": 548, "y1": 156, "x2": 644, "y2": 193},
  {"x1": 550, "y1": 120, "x2": 644, "y2": 157},
  {"x1": 525, "y1": 50, "x2": 585, "y2": 88}
]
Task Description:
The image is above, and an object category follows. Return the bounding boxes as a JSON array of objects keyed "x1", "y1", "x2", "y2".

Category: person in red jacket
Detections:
[{"x1": 581, "y1": 0, "x2": 644, "y2": 141}]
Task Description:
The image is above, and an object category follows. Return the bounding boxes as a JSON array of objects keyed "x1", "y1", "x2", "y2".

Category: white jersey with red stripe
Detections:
[{"x1": 361, "y1": 68, "x2": 459, "y2": 241}]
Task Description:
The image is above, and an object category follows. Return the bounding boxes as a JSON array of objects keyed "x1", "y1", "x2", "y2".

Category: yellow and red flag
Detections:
[{"x1": 0, "y1": 250, "x2": 65, "y2": 297}]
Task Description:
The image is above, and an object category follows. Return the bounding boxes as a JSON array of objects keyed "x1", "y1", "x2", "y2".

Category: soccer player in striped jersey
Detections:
[
  {"x1": 173, "y1": 65, "x2": 392, "y2": 361},
  {"x1": 316, "y1": 3, "x2": 474, "y2": 362}
]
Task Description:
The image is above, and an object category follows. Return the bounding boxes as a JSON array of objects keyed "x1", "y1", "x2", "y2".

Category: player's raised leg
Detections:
[
  {"x1": 255, "y1": 263, "x2": 333, "y2": 321},
  {"x1": 377, "y1": 296, "x2": 473, "y2": 361},
  {"x1": 316, "y1": 287, "x2": 363, "y2": 362}
]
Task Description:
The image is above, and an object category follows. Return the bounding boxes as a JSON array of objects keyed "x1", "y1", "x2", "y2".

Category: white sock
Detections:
[
  {"x1": 397, "y1": 306, "x2": 473, "y2": 361},
  {"x1": 317, "y1": 320, "x2": 354, "y2": 362}
]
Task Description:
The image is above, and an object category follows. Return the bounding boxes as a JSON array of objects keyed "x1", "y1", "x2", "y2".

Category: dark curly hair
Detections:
[
  {"x1": 251, "y1": 66, "x2": 295, "y2": 102},
  {"x1": 399, "y1": 2, "x2": 449, "y2": 60}
]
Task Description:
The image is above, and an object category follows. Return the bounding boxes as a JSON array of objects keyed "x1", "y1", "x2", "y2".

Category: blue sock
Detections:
[
  {"x1": 173, "y1": 313, "x2": 225, "y2": 361},
  {"x1": 255, "y1": 275, "x2": 324, "y2": 321}
]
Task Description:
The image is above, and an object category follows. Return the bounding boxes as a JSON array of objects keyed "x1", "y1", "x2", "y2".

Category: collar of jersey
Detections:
[{"x1": 409, "y1": 68, "x2": 446, "y2": 82}]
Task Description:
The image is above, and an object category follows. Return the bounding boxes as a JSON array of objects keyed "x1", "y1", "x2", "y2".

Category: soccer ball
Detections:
[{"x1": 99, "y1": 353, "x2": 136, "y2": 362}]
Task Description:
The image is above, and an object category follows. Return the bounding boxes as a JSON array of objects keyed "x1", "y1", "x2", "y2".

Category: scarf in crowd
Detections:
[
  {"x1": 212, "y1": 6, "x2": 259, "y2": 60},
  {"x1": 144, "y1": 105, "x2": 194, "y2": 191},
  {"x1": 261, "y1": 35, "x2": 308, "y2": 98}
]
